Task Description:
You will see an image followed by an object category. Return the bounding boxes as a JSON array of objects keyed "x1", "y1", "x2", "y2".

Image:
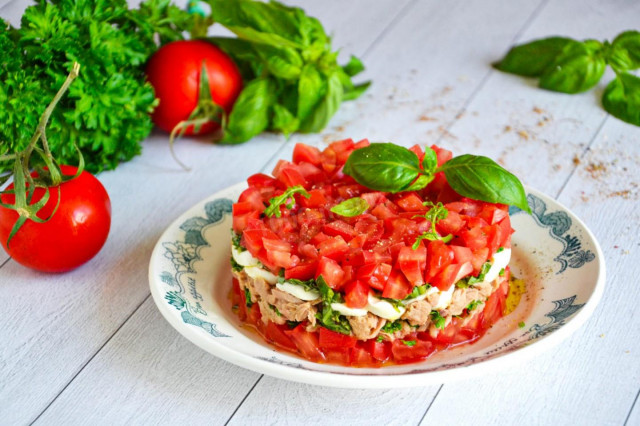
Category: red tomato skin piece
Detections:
[
  {"x1": 146, "y1": 40, "x2": 243, "y2": 134},
  {"x1": 0, "y1": 166, "x2": 111, "y2": 273}
]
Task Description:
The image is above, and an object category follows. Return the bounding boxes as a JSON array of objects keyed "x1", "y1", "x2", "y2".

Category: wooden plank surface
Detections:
[
  {"x1": 0, "y1": 1, "x2": 411, "y2": 424},
  {"x1": 1, "y1": 0, "x2": 639, "y2": 424}
]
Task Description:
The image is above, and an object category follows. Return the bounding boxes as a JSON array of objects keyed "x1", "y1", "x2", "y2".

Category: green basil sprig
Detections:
[
  {"x1": 264, "y1": 185, "x2": 310, "y2": 218},
  {"x1": 343, "y1": 143, "x2": 531, "y2": 213},
  {"x1": 494, "y1": 30, "x2": 640, "y2": 126},
  {"x1": 330, "y1": 197, "x2": 369, "y2": 217}
]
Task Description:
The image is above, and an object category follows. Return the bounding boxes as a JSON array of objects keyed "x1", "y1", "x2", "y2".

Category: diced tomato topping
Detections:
[
  {"x1": 322, "y1": 220, "x2": 356, "y2": 240},
  {"x1": 357, "y1": 262, "x2": 392, "y2": 291},
  {"x1": 395, "y1": 192, "x2": 425, "y2": 212},
  {"x1": 344, "y1": 279, "x2": 369, "y2": 308},
  {"x1": 285, "y1": 261, "x2": 317, "y2": 280},
  {"x1": 299, "y1": 189, "x2": 327, "y2": 208},
  {"x1": 396, "y1": 245, "x2": 426, "y2": 286},
  {"x1": 426, "y1": 240, "x2": 454, "y2": 282},
  {"x1": 265, "y1": 322, "x2": 297, "y2": 351},
  {"x1": 293, "y1": 143, "x2": 322, "y2": 166},
  {"x1": 353, "y1": 138, "x2": 371, "y2": 149},
  {"x1": 278, "y1": 165, "x2": 308, "y2": 188},
  {"x1": 460, "y1": 226, "x2": 488, "y2": 250},
  {"x1": 391, "y1": 338, "x2": 436, "y2": 363},
  {"x1": 437, "y1": 210, "x2": 465, "y2": 235},
  {"x1": 498, "y1": 216, "x2": 513, "y2": 248},
  {"x1": 317, "y1": 235, "x2": 349, "y2": 261},
  {"x1": 316, "y1": 256, "x2": 345, "y2": 289},
  {"x1": 363, "y1": 339, "x2": 392, "y2": 362},
  {"x1": 431, "y1": 144, "x2": 452, "y2": 166},
  {"x1": 431, "y1": 261, "x2": 473, "y2": 290},
  {"x1": 382, "y1": 269, "x2": 414, "y2": 299},
  {"x1": 471, "y1": 247, "x2": 490, "y2": 273}
]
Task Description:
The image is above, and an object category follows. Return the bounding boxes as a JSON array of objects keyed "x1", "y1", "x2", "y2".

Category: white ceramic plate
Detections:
[{"x1": 149, "y1": 183, "x2": 605, "y2": 388}]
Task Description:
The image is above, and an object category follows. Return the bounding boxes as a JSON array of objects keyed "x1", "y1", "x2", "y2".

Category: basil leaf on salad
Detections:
[
  {"x1": 343, "y1": 143, "x2": 424, "y2": 193},
  {"x1": 437, "y1": 155, "x2": 531, "y2": 213},
  {"x1": 264, "y1": 185, "x2": 311, "y2": 217},
  {"x1": 330, "y1": 197, "x2": 369, "y2": 217},
  {"x1": 602, "y1": 73, "x2": 640, "y2": 126}
]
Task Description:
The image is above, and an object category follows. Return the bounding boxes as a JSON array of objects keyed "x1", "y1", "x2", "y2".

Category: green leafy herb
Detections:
[
  {"x1": 497, "y1": 247, "x2": 505, "y2": 253},
  {"x1": 206, "y1": 0, "x2": 370, "y2": 143},
  {"x1": 412, "y1": 202, "x2": 453, "y2": 249},
  {"x1": 381, "y1": 320, "x2": 403, "y2": 334},
  {"x1": 602, "y1": 72, "x2": 640, "y2": 126},
  {"x1": 494, "y1": 31, "x2": 640, "y2": 128},
  {"x1": 0, "y1": 0, "x2": 194, "y2": 173},
  {"x1": 315, "y1": 276, "x2": 352, "y2": 335},
  {"x1": 343, "y1": 143, "x2": 426, "y2": 192},
  {"x1": 244, "y1": 288, "x2": 253, "y2": 308},
  {"x1": 518, "y1": 321, "x2": 526, "y2": 329},
  {"x1": 277, "y1": 276, "x2": 319, "y2": 293},
  {"x1": 269, "y1": 304, "x2": 282, "y2": 316},
  {"x1": 231, "y1": 231, "x2": 245, "y2": 252},
  {"x1": 343, "y1": 143, "x2": 530, "y2": 213},
  {"x1": 437, "y1": 155, "x2": 531, "y2": 213},
  {"x1": 330, "y1": 197, "x2": 369, "y2": 217},
  {"x1": 404, "y1": 284, "x2": 430, "y2": 301},
  {"x1": 457, "y1": 261, "x2": 492, "y2": 288},
  {"x1": 380, "y1": 297, "x2": 405, "y2": 312},
  {"x1": 499, "y1": 268, "x2": 505, "y2": 277},
  {"x1": 230, "y1": 257, "x2": 243, "y2": 272},
  {"x1": 430, "y1": 310, "x2": 446, "y2": 330},
  {"x1": 466, "y1": 300, "x2": 482, "y2": 312},
  {"x1": 264, "y1": 185, "x2": 310, "y2": 217},
  {"x1": 401, "y1": 340, "x2": 417, "y2": 347},
  {"x1": 376, "y1": 335, "x2": 384, "y2": 343},
  {"x1": 286, "y1": 320, "x2": 300, "y2": 329}
]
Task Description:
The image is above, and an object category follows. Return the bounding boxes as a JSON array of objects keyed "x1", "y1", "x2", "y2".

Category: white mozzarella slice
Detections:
[
  {"x1": 331, "y1": 303, "x2": 368, "y2": 317},
  {"x1": 366, "y1": 294, "x2": 406, "y2": 321},
  {"x1": 244, "y1": 266, "x2": 278, "y2": 284},
  {"x1": 231, "y1": 245, "x2": 260, "y2": 267},
  {"x1": 483, "y1": 248, "x2": 511, "y2": 284},
  {"x1": 276, "y1": 282, "x2": 320, "y2": 301}
]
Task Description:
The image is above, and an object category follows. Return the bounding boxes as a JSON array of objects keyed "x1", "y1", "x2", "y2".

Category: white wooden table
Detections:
[{"x1": 2, "y1": 0, "x2": 639, "y2": 424}]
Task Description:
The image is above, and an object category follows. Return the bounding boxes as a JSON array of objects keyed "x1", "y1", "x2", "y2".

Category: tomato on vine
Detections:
[{"x1": 0, "y1": 63, "x2": 112, "y2": 272}]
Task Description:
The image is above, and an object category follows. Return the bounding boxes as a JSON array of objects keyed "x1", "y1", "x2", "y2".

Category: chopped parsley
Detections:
[
  {"x1": 231, "y1": 231, "x2": 245, "y2": 252},
  {"x1": 286, "y1": 321, "x2": 300, "y2": 329},
  {"x1": 381, "y1": 320, "x2": 403, "y2": 334},
  {"x1": 457, "y1": 261, "x2": 492, "y2": 288},
  {"x1": 315, "y1": 276, "x2": 352, "y2": 335},
  {"x1": 499, "y1": 268, "x2": 505, "y2": 277},
  {"x1": 412, "y1": 202, "x2": 453, "y2": 249},
  {"x1": 376, "y1": 335, "x2": 385, "y2": 343},
  {"x1": 277, "y1": 276, "x2": 319, "y2": 293},
  {"x1": 518, "y1": 321, "x2": 526, "y2": 329},
  {"x1": 380, "y1": 296, "x2": 404, "y2": 312},
  {"x1": 404, "y1": 284, "x2": 430, "y2": 300},
  {"x1": 401, "y1": 340, "x2": 417, "y2": 347},
  {"x1": 244, "y1": 288, "x2": 253, "y2": 308},
  {"x1": 230, "y1": 256, "x2": 243, "y2": 272},
  {"x1": 466, "y1": 300, "x2": 482, "y2": 311},
  {"x1": 497, "y1": 246, "x2": 505, "y2": 253},
  {"x1": 430, "y1": 310, "x2": 446, "y2": 329},
  {"x1": 269, "y1": 304, "x2": 282, "y2": 317}
]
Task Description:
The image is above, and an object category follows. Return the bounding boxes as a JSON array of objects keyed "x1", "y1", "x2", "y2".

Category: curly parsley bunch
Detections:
[{"x1": 0, "y1": 0, "x2": 193, "y2": 173}]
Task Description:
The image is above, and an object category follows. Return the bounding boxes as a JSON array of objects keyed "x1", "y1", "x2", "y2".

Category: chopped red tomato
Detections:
[
  {"x1": 293, "y1": 143, "x2": 322, "y2": 166},
  {"x1": 382, "y1": 269, "x2": 414, "y2": 299},
  {"x1": 316, "y1": 256, "x2": 345, "y2": 289},
  {"x1": 396, "y1": 245, "x2": 426, "y2": 286},
  {"x1": 318, "y1": 327, "x2": 357, "y2": 349},
  {"x1": 344, "y1": 279, "x2": 369, "y2": 308},
  {"x1": 285, "y1": 325, "x2": 326, "y2": 362}
]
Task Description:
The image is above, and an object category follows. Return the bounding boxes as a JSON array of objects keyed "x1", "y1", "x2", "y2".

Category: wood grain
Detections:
[
  {"x1": 0, "y1": 1, "x2": 412, "y2": 424},
  {"x1": 33, "y1": 299, "x2": 261, "y2": 425}
]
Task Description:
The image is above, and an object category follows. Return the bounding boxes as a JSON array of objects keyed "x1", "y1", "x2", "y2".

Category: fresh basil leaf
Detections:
[
  {"x1": 493, "y1": 37, "x2": 576, "y2": 77},
  {"x1": 430, "y1": 310, "x2": 446, "y2": 329},
  {"x1": 208, "y1": 0, "x2": 303, "y2": 47},
  {"x1": 422, "y1": 147, "x2": 438, "y2": 174},
  {"x1": 602, "y1": 73, "x2": 640, "y2": 126},
  {"x1": 343, "y1": 143, "x2": 422, "y2": 193},
  {"x1": 403, "y1": 174, "x2": 432, "y2": 192},
  {"x1": 381, "y1": 320, "x2": 403, "y2": 334},
  {"x1": 272, "y1": 103, "x2": 299, "y2": 135},
  {"x1": 539, "y1": 40, "x2": 606, "y2": 93},
  {"x1": 221, "y1": 78, "x2": 275, "y2": 144},
  {"x1": 297, "y1": 63, "x2": 325, "y2": 121},
  {"x1": 299, "y1": 71, "x2": 343, "y2": 133},
  {"x1": 278, "y1": 276, "x2": 318, "y2": 293},
  {"x1": 252, "y1": 44, "x2": 303, "y2": 80},
  {"x1": 437, "y1": 155, "x2": 531, "y2": 213},
  {"x1": 343, "y1": 55, "x2": 365, "y2": 77},
  {"x1": 343, "y1": 81, "x2": 371, "y2": 101},
  {"x1": 330, "y1": 197, "x2": 369, "y2": 217},
  {"x1": 609, "y1": 31, "x2": 640, "y2": 72}
]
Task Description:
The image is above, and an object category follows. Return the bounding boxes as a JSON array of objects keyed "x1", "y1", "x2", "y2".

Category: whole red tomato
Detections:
[
  {"x1": 146, "y1": 40, "x2": 243, "y2": 135},
  {"x1": 0, "y1": 165, "x2": 111, "y2": 273}
]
